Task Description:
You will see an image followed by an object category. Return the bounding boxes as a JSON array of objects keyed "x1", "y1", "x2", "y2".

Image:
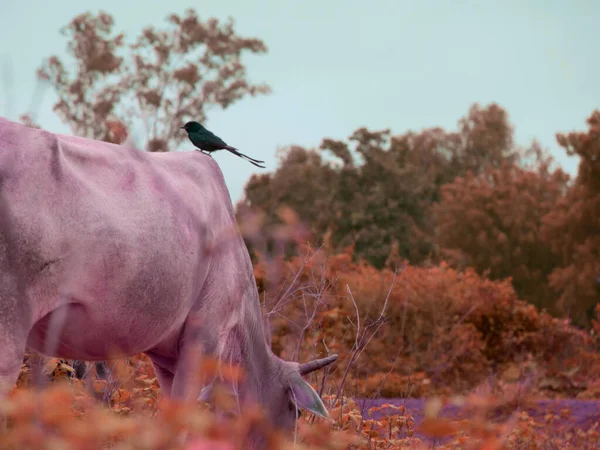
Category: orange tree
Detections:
[
  {"x1": 434, "y1": 147, "x2": 570, "y2": 312},
  {"x1": 542, "y1": 110, "x2": 600, "y2": 326}
]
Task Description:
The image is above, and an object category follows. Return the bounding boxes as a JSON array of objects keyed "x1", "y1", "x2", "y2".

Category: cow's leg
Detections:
[
  {"x1": 0, "y1": 317, "x2": 29, "y2": 430},
  {"x1": 0, "y1": 275, "x2": 32, "y2": 430},
  {"x1": 0, "y1": 344, "x2": 23, "y2": 397},
  {"x1": 168, "y1": 322, "x2": 211, "y2": 404},
  {"x1": 170, "y1": 347, "x2": 204, "y2": 402},
  {"x1": 149, "y1": 360, "x2": 174, "y2": 397},
  {"x1": 0, "y1": 198, "x2": 31, "y2": 430}
]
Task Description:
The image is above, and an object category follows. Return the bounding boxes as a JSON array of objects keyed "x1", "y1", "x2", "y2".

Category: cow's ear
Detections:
[{"x1": 289, "y1": 375, "x2": 331, "y2": 420}]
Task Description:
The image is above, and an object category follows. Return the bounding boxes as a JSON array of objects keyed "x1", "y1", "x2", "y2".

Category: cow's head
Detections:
[
  {"x1": 267, "y1": 354, "x2": 338, "y2": 431},
  {"x1": 199, "y1": 353, "x2": 338, "y2": 433}
]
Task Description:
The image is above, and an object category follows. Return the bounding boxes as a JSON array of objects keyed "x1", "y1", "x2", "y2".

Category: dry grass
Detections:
[
  {"x1": 2, "y1": 243, "x2": 600, "y2": 449},
  {"x1": 2, "y1": 353, "x2": 599, "y2": 449}
]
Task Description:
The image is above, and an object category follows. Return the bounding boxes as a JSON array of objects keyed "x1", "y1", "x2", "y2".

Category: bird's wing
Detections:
[{"x1": 203, "y1": 129, "x2": 228, "y2": 147}]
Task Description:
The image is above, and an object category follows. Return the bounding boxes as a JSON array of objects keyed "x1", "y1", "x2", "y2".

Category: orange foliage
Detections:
[
  {"x1": 3, "y1": 355, "x2": 599, "y2": 449},
  {"x1": 256, "y1": 246, "x2": 598, "y2": 399},
  {"x1": 240, "y1": 106, "x2": 597, "y2": 333},
  {"x1": 435, "y1": 154, "x2": 569, "y2": 313},
  {"x1": 542, "y1": 110, "x2": 600, "y2": 326}
]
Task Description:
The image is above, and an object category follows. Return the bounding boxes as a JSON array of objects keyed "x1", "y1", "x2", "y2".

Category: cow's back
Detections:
[{"x1": 0, "y1": 118, "x2": 236, "y2": 359}]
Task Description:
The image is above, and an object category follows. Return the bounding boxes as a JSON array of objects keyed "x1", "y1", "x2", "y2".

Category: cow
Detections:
[{"x1": 0, "y1": 117, "x2": 337, "y2": 445}]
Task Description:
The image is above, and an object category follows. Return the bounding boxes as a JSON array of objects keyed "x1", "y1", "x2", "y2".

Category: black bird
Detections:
[{"x1": 181, "y1": 121, "x2": 266, "y2": 168}]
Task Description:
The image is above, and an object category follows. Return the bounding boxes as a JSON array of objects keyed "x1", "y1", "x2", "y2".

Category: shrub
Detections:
[{"x1": 257, "y1": 246, "x2": 597, "y2": 398}]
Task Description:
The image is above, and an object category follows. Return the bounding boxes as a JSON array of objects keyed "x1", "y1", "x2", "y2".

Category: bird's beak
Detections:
[{"x1": 180, "y1": 126, "x2": 185, "y2": 130}]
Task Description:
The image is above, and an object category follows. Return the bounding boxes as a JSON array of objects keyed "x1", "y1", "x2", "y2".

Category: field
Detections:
[{"x1": 2, "y1": 245, "x2": 599, "y2": 449}]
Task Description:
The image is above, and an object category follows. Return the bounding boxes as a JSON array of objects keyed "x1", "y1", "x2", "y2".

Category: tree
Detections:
[
  {"x1": 38, "y1": 10, "x2": 270, "y2": 150},
  {"x1": 454, "y1": 103, "x2": 517, "y2": 175},
  {"x1": 238, "y1": 103, "x2": 521, "y2": 269},
  {"x1": 238, "y1": 128, "x2": 444, "y2": 268},
  {"x1": 435, "y1": 146, "x2": 570, "y2": 312},
  {"x1": 236, "y1": 146, "x2": 338, "y2": 263},
  {"x1": 239, "y1": 146, "x2": 337, "y2": 238},
  {"x1": 319, "y1": 127, "x2": 444, "y2": 268},
  {"x1": 542, "y1": 110, "x2": 600, "y2": 326}
]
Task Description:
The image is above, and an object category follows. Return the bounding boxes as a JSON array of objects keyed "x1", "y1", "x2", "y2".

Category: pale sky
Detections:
[{"x1": 1, "y1": 0, "x2": 598, "y2": 202}]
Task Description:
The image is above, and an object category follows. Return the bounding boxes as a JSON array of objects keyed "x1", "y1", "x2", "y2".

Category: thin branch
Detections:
[
  {"x1": 332, "y1": 268, "x2": 398, "y2": 408},
  {"x1": 347, "y1": 285, "x2": 361, "y2": 339},
  {"x1": 270, "y1": 249, "x2": 313, "y2": 313}
]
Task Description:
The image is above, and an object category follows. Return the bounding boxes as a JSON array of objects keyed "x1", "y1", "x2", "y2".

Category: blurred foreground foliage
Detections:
[
  {"x1": 5, "y1": 361, "x2": 600, "y2": 449},
  {"x1": 4, "y1": 246, "x2": 600, "y2": 449}
]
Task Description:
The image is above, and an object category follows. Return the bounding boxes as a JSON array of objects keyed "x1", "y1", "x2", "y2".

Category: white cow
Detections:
[{"x1": 0, "y1": 118, "x2": 337, "y2": 445}]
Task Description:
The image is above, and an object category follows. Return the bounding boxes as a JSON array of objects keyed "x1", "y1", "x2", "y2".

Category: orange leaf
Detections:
[{"x1": 416, "y1": 417, "x2": 460, "y2": 438}]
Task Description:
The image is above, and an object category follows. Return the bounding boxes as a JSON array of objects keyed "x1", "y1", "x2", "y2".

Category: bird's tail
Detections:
[{"x1": 224, "y1": 146, "x2": 266, "y2": 168}]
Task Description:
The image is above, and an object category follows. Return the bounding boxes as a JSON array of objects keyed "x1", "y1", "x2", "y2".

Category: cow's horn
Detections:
[{"x1": 298, "y1": 354, "x2": 338, "y2": 376}]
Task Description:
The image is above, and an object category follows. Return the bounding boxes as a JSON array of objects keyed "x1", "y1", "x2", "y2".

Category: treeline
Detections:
[{"x1": 236, "y1": 105, "x2": 600, "y2": 327}]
